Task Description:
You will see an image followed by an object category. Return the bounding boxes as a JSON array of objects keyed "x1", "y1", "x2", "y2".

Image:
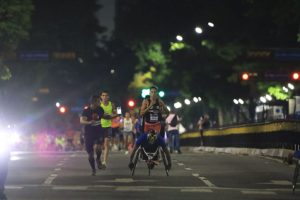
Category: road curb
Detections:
[{"x1": 186, "y1": 146, "x2": 294, "y2": 159}]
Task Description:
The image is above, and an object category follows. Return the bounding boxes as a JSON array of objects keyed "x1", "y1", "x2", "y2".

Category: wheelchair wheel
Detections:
[
  {"x1": 292, "y1": 160, "x2": 299, "y2": 193},
  {"x1": 160, "y1": 148, "x2": 169, "y2": 176},
  {"x1": 131, "y1": 148, "x2": 141, "y2": 176}
]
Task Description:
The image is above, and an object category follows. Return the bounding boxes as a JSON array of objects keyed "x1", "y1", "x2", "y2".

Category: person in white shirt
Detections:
[
  {"x1": 165, "y1": 111, "x2": 181, "y2": 154},
  {"x1": 122, "y1": 112, "x2": 134, "y2": 154}
]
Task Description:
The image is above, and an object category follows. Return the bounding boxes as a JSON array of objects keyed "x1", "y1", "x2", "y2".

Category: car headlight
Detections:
[{"x1": 0, "y1": 130, "x2": 11, "y2": 154}]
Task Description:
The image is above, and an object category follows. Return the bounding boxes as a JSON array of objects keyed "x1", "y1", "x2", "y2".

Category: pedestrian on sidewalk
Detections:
[{"x1": 197, "y1": 114, "x2": 210, "y2": 146}]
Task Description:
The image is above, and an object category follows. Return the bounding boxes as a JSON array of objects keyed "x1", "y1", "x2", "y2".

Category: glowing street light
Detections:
[
  {"x1": 288, "y1": 83, "x2": 295, "y2": 90},
  {"x1": 282, "y1": 86, "x2": 289, "y2": 93},
  {"x1": 265, "y1": 94, "x2": 272, "y2": 101},
  {"x1": 193, "y1": 97, "x2": 199, "y2": 103},
  {"x1": 208, "y1": 22, "x2": 215, "y2": 27},
  {"x1": 55, "y1": 102, "x2": 60, "y2": 108},
  {"x1": 174, "y1": 102, "x2": 182, "y2": 109},
  {"x1": 238, "y1": 98, "x2": 244, "y2": 105},
  {"x1": 176, "y1": 35, "x2": 183, "y2": 41},
  {"x1": 195, "y1": 26, "x2": 203, "y2": 34},
  {"x1": 184, "y1": 99, "x2": 191, "y2": 105},
  {"x1": 260, "y1": 97, "x2": 267, "y2": 103}
]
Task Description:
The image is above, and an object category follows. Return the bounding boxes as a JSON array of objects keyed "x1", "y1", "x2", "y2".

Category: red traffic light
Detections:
[
  {"x1": 59, "y1": 106, "x2": 67, "y2": 114},
  {"x1": 241, "y1": 72, "x2": 249, "y2": 80},
  {"x1": 128, "y1": 100, "x2": 135, "y2": 108},
  {"x1": 292, "y1": 72, "x2": 300, "y2": 80}
]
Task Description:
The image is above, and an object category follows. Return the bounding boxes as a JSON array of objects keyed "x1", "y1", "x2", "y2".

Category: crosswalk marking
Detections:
[{"x1": 198, "y1": 177, "x2": 216, "y2": 187}]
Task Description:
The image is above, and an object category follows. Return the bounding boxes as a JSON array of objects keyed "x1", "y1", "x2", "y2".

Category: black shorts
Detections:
[
  {"x1": 84, "y1": 127, "x2": 104, "y2": 154},
  {"x1": 102, "y1": 127, "x2": 112, "y2": 138},
  {"x1": 112, "y1": 127, "x2": 120, "y2": 137}
]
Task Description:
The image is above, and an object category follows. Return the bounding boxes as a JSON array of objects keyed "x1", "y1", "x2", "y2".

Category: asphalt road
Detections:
[{"x1": 4, "y1": 149, "x2": 300, "y2": 200}]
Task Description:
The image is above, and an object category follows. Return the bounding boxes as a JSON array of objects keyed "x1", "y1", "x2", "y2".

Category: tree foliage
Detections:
[{"x1": 0, "y1": 0, "x2": 33, "y2": 80}]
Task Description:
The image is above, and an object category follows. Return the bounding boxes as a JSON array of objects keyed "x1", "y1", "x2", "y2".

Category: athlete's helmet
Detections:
[{"x1": 147, "y1": 129, "x2": 157, "y2": 144}]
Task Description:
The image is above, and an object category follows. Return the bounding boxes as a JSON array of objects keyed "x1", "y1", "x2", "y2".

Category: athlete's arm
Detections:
[
  {"x1": 111, "y1": 103, "x2": 118, "y2": 118},
  {"x1": 159, "y1": 99, "x2": 170, "y2": 116},
  {"x1": 80, "y1": 116, "x2": 92, "y2": 125},
  {"x1": 140, "y1": 99, "x2": 151, "y2": 116}
]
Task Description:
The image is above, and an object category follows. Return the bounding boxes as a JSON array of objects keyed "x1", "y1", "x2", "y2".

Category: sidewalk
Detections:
[{"x1": 184, "y1": 146, "x2": 294, "y2": 159}]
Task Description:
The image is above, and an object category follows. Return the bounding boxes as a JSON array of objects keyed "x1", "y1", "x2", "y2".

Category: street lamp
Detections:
[
  {"x1": 193, "y1": 97, "x2": 199, "y2": 103},
  {"x1": 195, "y1": 26, "x2": 203, "y2": 34},
  {"x1": 184, "y1": 99, "x2": 191, "y2": 105},
  {"x1": 288, "y1": 83, "x2": 295, "y2": 90},
  {"x1": 265, "y1": 94, "x2": 272, "y2": 101},
  {"x1": 260, "y1": 96, "x2": 267, "y2": 103},
  {"x1": 176, "y1": 35, "x2": 183, "y2": 41},
  {"x1": 208, "y1": 22, "x2": 215, "y2": 27},
  {"x1": 282, "y1": 86, "x2": 289, "y2": 93},
  {"x1": 174, "y1": 102, "x2": 182, "y2": 109},
  {"x1": 238, "y1": 98, "x2": 244, "y2": 105}
]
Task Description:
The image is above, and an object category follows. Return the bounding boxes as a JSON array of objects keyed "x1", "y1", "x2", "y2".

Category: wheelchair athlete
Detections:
[{"x1": 128, "y1": 129, "x2": 171, "y2": 170}]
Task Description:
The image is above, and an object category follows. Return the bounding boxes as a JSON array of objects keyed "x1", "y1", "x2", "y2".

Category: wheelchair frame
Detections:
[{"x1": 131, "y1": 146, "x2": 169, "y2": 176}]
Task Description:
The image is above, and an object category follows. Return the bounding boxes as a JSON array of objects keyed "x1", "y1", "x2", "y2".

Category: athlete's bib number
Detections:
[{"x1": 150, "y1": 113, "x2": 158, "y2": 122}]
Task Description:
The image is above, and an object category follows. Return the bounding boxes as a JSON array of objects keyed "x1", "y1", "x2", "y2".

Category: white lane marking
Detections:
[
  {"x1": 50, "y1": 174, "x2": 58, "y2": 177},
  {"x1": 258, "y1": 180, "x2": 291, "y2": 186},
  {"x1": 54, "y1": 168, "x2": 61, "y2": 171},
  {"x1": 115, "y1": 187, "x2": 149, "y2": 192},
  {"x1": 198, "y1": 177, "x2": 216, "y2": 187},
  {"x1": 241, "y1": 190, "x2": 276, "y2": 195},
  {"x1": 43, "y1": 174, "x2": 58, "y2": 185},
  {"x1": 70, "y1": 154, "x2": 76, "y2": 157},
  {"x1": 192, "y1": 173, "x2": 199, "y2": 177},
  {"x1": 181, "y1": 188, "x2": 213, "y2": 193},
  {"x1": 177, "y1": 163, "x2": 184, "y2": 166},
  {"x1": 57, "y1": 163, "x2": 64, "y2": 166},
  {"x1": 185, "y1": 167, "x2": 192, "y2": 171},
  {"x1": 5, "y1": 185, "x2": 23, "y2": 189},
  {"x1": 4, "y1": 184, "x2": 295, "y2": 193},
  {"x1": 95, "y1": 178, "x2": 157, "y2": 183},
  {"x1": 53, "y1": 186, "x2": 87, "y2": 190},
  {"x1": 10, "y1": 155, "x2": 21, "y2": 161}
]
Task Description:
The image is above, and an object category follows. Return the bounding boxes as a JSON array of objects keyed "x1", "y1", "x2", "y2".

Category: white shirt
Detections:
[
  {"x1": 166, "y1": 113, "x2": 179, "y2": 131},
  {"x1": 123, "y1": 118, "x2": 133, "y2": 132}
]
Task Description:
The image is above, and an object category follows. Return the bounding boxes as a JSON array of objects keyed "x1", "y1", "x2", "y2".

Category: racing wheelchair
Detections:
[{"x1": 130, "y1": 146, "x2": 170, "y2": 176}]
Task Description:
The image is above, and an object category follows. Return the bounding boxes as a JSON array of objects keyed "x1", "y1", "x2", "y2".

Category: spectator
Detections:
[
  {"x1": 197, "y1": 114, "x2": 210, "y2": 146},
  {"x1": 166, "y1": 110, "x2": 181, "y2": 154}
]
